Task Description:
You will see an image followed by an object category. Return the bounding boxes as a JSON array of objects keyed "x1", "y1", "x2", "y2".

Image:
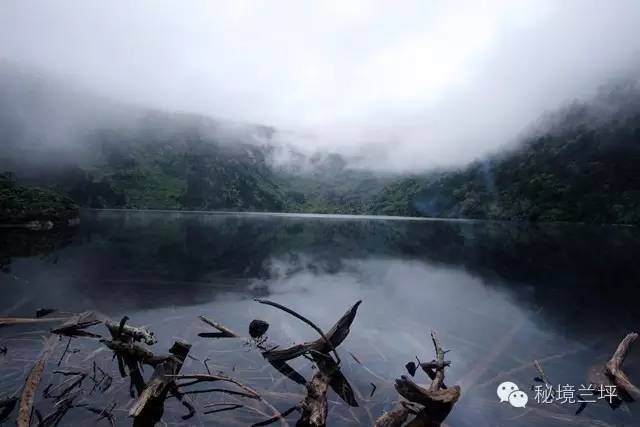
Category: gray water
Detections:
[{"x1": 1, "y1": 210, "x2": 640, "y2": 426}]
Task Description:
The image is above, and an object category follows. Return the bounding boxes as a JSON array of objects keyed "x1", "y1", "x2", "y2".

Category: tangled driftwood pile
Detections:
[{"x1": 0, "y1": 300, "x2": 638, "y2": 426}]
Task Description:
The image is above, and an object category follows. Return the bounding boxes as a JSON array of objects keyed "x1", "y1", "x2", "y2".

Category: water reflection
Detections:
[{"x1": 1, "y1": 210, "x2": 639, "y2": 426}]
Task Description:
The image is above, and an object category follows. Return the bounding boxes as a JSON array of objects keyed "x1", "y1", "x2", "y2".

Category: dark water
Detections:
[{"x1": 1, "y1": 210, "x2": 640, "y2": 426}]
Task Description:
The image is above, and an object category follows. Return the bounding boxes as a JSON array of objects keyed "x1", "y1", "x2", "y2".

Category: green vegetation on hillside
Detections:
[
  {"x1": 0, "y1": 172, "x2": 79, "y2": 224},
  {"x1": 371, "y1": 109, "x2": 640, "y2": 224},
  {"x1": 2, "y1": 67, "x2": 639, "y2": 224}
]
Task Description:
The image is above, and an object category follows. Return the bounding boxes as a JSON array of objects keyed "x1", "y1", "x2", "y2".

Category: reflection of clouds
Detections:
[{"x1": 256, "y1": 254, "x2": 532, "y2": 376}]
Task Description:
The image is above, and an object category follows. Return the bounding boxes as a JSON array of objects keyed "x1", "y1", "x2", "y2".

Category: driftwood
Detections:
[
  {"x1": 18, "y1": 336, "x2": 57, "y2": 427},
  {"x1": 0, "y1": 317, "x2": 69, "y2": 327},
  {"x1": 198, "y1": 315, "x2": 240, "y2": 338},
  {"x1": 297, "y1": 368, "x2": 330, "y2": 427},
  {"x1": 373, "y1": 404, "x2": 410, "y2": 427},
  {"x1": 105, "y1": 318, "x2": 156, "y2": 345},
  {"x1": 44, "y1": 370, "x2": 86, "y2": 399},
  {"x1": 101, "y1": 337, "x2": 161, "y2": 397},
  {"x1": 50, "y1": 311, "x2": 102, "y2": 338},
  {"x1": 255, "y1": 299, "x2": 345, "y2": 364},
  {"x1": 171, "y1": 373, "x2": 261, "y2": 399},
  {"x1": 259, "y1": 300, "x2": 361, "y2": 363},
  {"x1": 376, "y1": 331, "x2": 460, "y2": 427},
  {"x1": 605, "y1": 332, "x2": 640, "y2": 401},
  {"x1": 101, "y1": 339, "x2": 158, "y2": 365},
  {"x1": 246, "y1": 300, "x2": 362, "y2": 427},
  {"x1": 129, "y1": 340, "x2": 191, "y2": 426}
]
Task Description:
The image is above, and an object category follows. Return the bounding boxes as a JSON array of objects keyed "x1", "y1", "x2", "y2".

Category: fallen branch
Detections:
[
  {"x1": 255, "y1": 299, "x2": 343, "y2": 364},
  {"x1": 18, "y1": 336, "x2": 57, "y2": 427},
  {"x1": 129, "y1": 340, "x2": 191, "y2": 424},
  {"x1": 171, "y1": 373, "x2": 261, "y2": 399},
  {"x1": 105, "y1": 319, "x2": 156, "y2": 345},
  {"x1": 605, "y1": 332, "x2": 640, "y2": 400},
  {"x1": 373, "y1": 404, "x2": 410, "y2": 427},
  {"x1": 50, "y1": 311, "x2": 102, "y2": 338},
  {"x1": 297, "y1": 369, "x2": 330, "y2": 427},
  {"x1": 259, "y1": 300, "x2": 361, "y2": 364},
  {"x1": 0, "y1": 317, "x2": 69, "y2": 327},
  {"x1": 376, "y1": 331, "x2": 460, "y2": 427},
  {"x1": 198, "y1": 316, "x2": 240, "y2": 338},
  {"x1": 203, "y1": 403, "x2": 244, "y2": 415}
]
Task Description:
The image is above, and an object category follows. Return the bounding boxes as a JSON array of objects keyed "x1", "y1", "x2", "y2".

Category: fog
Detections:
[{"x1": 1, "y1": 0, "x2": 639, "y2": 171}]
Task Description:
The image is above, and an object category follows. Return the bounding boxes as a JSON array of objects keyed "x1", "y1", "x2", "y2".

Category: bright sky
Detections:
[{"x1": 1, "y1": 0, "x2": 639, "y2": 170}]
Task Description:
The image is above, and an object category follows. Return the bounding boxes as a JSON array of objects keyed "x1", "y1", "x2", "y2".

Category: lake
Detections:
[{"x1": 1, "y1": 210, "x2": 640, "y2": 426}]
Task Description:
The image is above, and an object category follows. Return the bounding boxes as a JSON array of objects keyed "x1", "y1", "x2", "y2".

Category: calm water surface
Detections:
[{"x1": 1, "y1": 210, "x2": 640, "y2": 426}]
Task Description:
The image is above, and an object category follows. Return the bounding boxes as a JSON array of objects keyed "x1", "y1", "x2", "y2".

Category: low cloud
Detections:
[{"x1": 1, "y1": 0, "x2": 639, "y2": 171}]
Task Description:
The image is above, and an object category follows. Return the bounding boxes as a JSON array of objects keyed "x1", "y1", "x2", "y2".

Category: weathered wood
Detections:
[
  {"x1": 296, "y1": 370, "x2": 330, "y2": 427},
  {"x1": 51, "y1": 311, "x2": 102, "y2": 338},
  {"x1": 379, "y1": 331, "x2": 460, "y2": 427},
  {"x1": 129, "y1": 340, "x2": 191, "y2": 426},
  {"x1": 199, "y1": 315, "x2": 240, "y2": 338},
  {"x1": 18, "y1": 336, "x2": 57, "y2": 427},
  {"x1": 105, "y1": 319, "x2": 156, "y2": 345},
  {"x1": 101, "y1": 339, "x2": 157, "y2": 364},
  {"x1": 312, "y1": 353, "x2": 358, "y2": 407},
  {"x1": 0, "y1": 317, "x2": 69, "y2": 326},
  {"x1": 605, "y1": 332, "x2": 640, "y2": 400},
  {"x1": 261, "y1": 301, "x2": 361, "y2": 363},
  {"x1": 171, "y1": 373, "x2": 261, "y2": 399},
  {"x1": 256, "y1": 299, "x2": 345, "y2": 364},
  {"x1": 395, "y1": 376, "x2": 461, "y2": 406},
  {"x1": 429, "y1": 331, "x2": 445, "y2": 391},
  {"x1": 373, "y1": 404, "x2": 410, "y2": 427}
]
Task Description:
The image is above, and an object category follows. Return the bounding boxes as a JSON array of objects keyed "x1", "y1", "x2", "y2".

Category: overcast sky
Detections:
[{"x1": 1, "y1": 1, "x2": 639, "y2": 170}]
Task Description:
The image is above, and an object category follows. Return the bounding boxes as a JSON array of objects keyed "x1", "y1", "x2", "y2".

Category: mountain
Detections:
[
  {"x1": 0, "y1": 172, "x2": 79, "y2": 226},
  {"x1": 1, "y1": 63, "x2": 639, "y2": 224},
  {"x1": 371, "y1": 81, "x2": 640, "y2": 224},
  {"x1": 0, "y1": 63, "x2": 288, "y2": 211}
]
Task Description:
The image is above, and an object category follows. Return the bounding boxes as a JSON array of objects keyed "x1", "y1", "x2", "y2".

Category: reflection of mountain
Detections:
[
  {"x1": 4, "y1": 212, "x2": 639, "y2": 337},
  {"x1": 0, "y1": 226, "x2": 75, "y2": 271}
]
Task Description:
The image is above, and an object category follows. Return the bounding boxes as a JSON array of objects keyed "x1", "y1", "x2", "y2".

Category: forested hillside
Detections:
[
  {"x1": 371, "y1": 83, "x2": 640, "y2": 224},
  {"x1": 1, "y1": 64, "x2": 639, "y2": 224}
]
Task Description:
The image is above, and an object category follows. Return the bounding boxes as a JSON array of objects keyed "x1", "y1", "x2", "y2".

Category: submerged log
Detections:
[
  {"x1": 0, "y1": 317, "x2": 69, "y2": 327},
  {"x1": 105, "y1": 319, "x2": 156, "y2": 345},
  {"x1": 260, "y1": 300, "x2": 361, "y2": 363},
  {"x1": 18, "y1": 336, "x2": 57, "y2": 427},
  {"x1": 51, "y1": 311, "x2": 102, "y2": 338},
  {"x1": 198, "y1": 315, "x2": 241, "y2": 338},
  {"x1": 376, "y1": 331, "x2": 460, "y2": 427},
  {"x1": 297, "y1": 369, "x2": 330, "y2": 427},
  {"x1": 605, "y1": 332, "x2": 640, "y2": 400},
  {"x1": 129, "y1": 340, "x2": 191, "y2": 426},
  {"x1": 373, "y1": 405, "x2": 410, "y2": 427}
]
